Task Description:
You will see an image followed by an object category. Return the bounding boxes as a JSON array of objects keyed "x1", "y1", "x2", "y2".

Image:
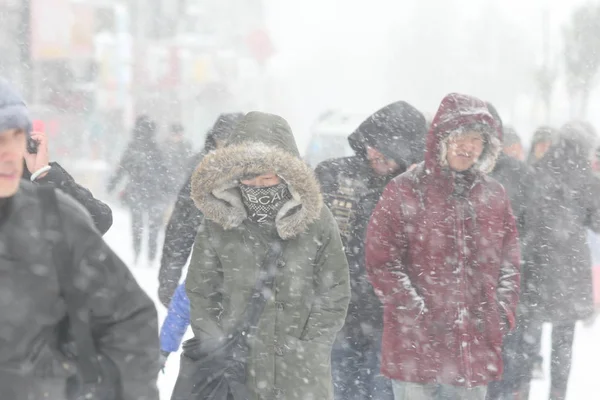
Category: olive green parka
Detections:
[{"x1": 187, "y1": 112, "x2": 350, "y2": 400}]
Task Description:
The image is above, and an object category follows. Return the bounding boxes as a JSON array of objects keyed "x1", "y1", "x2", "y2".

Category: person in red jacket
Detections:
[{"x1": 365, "y1": 93, "x2": 521, "y2": 400}]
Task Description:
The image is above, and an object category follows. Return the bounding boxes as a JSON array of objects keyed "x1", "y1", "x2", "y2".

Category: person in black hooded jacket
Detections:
[
  {"x1": 0, "y1": 79, "x2": 159, "y2": 400},
  {"x1": 158, "y1": 112, "x2": 243, "y2": 307},
  {"x1": 315, "y1": 101, "x2": 427, "y2": 400},
  {"x1": 522, "y1": 122, "x2": 600, "y2": 400},
  {"x1": 486, "y1": 103, "x2": 532, "y2": 234},
  {"x1": 485, "y1": 103, "x2": 535, "y2": 400}
]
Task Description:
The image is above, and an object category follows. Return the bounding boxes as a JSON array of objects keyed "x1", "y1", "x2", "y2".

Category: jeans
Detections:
[
  {"x1": 332, "y1": 330, "x2": 393, "y2": 400},
  {"x1": 392, "y1": 381, "x2": 487, "y2": 400}
]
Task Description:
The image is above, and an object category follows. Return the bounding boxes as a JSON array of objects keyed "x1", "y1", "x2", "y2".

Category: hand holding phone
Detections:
[
  {"x1": 24, "y1": 120, "x2": 50, "y2": 178},
  {"x1": 27, "y1": 120, "x2": 45, "y2": 154}
]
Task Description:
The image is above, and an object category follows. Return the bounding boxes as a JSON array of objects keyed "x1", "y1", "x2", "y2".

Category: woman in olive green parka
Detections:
[{"x1": 187, "y1": 111, "x2": 350, "y2": 400}]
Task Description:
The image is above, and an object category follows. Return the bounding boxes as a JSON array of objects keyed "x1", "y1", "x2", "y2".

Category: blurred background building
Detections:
[
  {"x1": 0, "y1": 0, "x2": 596, "y2": 168},
  {"x1": 0, "y1": 0, "x2": 273, "y2": 162}
]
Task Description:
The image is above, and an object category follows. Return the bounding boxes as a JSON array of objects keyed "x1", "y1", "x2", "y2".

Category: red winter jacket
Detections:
[{"x1": 365, "y1": 93, "x2": 520, "y2": 387}]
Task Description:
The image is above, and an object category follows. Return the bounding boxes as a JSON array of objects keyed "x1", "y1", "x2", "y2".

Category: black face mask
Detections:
[{"x1": 239, "y1": 183, "x2": 293, "y2": 225}]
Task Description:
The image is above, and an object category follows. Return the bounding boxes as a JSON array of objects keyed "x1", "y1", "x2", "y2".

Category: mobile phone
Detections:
[
  {"x1": 27, "y1": 137, "x2": 38, "y2": 154},
  {"x1": 27, "y1": 120, "x2": 45, "y2": 154}
]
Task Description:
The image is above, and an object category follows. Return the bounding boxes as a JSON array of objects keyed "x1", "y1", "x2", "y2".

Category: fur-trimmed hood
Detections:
[
  {"x1": 191, "y1": 112, "x2": 322, "y2": 239},
  {"x1": 427, "y1": 93, "x2": 502, "y2": 175}
]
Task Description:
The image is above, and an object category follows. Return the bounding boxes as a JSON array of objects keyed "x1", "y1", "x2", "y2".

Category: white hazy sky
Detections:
[{"x1": 262, "y1": 0, "x2": 591, "y2": 145}]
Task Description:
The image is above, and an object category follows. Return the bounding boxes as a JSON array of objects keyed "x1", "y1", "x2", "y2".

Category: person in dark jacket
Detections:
[
  {"x1": 22, "y1": 128, "x2": 113, "y2": 234},
  {"x1": 515, "y1": 124, "x2": 558, "y2": 383},
  {"x1": 485, "y1": 104, "x2": 534, "y2": 400},
  {"x1": 366, "y1": 93, "x2": 521, "y2": 399},
  {"x1": 315, "y1": 101, "x2": 427, "y2": 400},
  {"x1": 485, "y1": 103, "x2": 532, "y2": 233},
  {"x1": 107, "y1": 115, "x2": 169, "y2": 265},
  {"x1": 158, "y1": 112, "x2": 243, "y2": 307},
  {"x1": 522, "y1": 122, "x2": 600, "y2": 400},
  {"x1": 0, "y1": 82, "x2": 159, "y2": 400}
]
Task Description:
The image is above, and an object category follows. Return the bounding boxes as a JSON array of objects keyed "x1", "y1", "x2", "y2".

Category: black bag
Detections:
[
  {"x1": 38, "y1": 185, "x2": 121, "y2": 400},
  {"x1": 170, "y1": 240, "x2": 285, "y2": 400}
]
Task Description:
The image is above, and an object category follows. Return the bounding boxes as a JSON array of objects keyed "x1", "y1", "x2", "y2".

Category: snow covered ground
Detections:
[{"x1": 104, "y1": 205, "x2": 600, "y2": 400}]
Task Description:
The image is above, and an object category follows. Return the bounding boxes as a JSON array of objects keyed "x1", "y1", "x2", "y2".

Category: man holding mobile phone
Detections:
[
  {"x1": 0, "y1": 78, "x2": 160, "y2": 400},
  {"x1": 21, "y1": 113, "x2": 113, "y2": 234}
]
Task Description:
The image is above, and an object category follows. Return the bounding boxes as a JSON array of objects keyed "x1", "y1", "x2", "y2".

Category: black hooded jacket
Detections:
[
  {"x1": 315, "y1": 101, "x2": 427, "y2": 337},
  {"x1": 522, "y1": 124, "x2": 600, "y2": 323},
  {"x1": 23, "y1": 162, "x2": 113, "y2": 234},
  {"x1": 0, "y1": 181, "x2": 159, "y2": 400},
  {"x1": 158, "y1": 113, "x2": 244, "y2": 307},
  {"x1": 315, "y1": 101, "x2": 426, "y2": 244}
]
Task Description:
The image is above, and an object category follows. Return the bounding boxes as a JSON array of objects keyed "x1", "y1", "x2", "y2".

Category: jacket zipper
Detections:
[{"x1": 456, "y1": 199, "x2": 473, "y2": 386}]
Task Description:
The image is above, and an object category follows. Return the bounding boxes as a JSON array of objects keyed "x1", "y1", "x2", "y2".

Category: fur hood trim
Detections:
[
  {"x1": 438, "y1": 129, "x2": 502, "y2": 174},
  {"x1": 191, "y1": 141, "x2": 323, "y2": 239}
]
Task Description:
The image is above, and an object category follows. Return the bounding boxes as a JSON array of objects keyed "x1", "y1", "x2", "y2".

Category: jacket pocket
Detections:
[
  {"x1": 483, "y1": 294, "x2": 504, "y2": 347},
  {"x1": 274, "y1": 335, "x2": 333, "y2": 400},
  {"x1": 385, "y1": 303, "x2": 433, "y2": 350}
]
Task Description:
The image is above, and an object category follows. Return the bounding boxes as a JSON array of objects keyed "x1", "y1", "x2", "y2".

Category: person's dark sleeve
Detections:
[
  {"x1": 158, "y1": 175, "x2": 203, "y2": 307},
  {"x1": 57, "y1": 191, "x2": 159, "y2": 400},
  {"x1": 37, "y1": 162, "x2": 113, "y2": 234}
]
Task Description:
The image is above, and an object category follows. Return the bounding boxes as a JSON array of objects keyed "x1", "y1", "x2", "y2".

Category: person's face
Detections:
[
  {"x1": 240, "y1": 173, "x2": 281, "y2": 187},
  {"x1": 504, "y1": 142, "x2": 524, "y2": 161},
  {"x1": 0, "y1": 128, "x2": 26, "y2": 197},
  {"x1": 366, "y1": 147, "x2": 400, "y2": 176},
  {"x1": 446, "y1": 130, "x2": 485, "y2": 172},
  {"x1": 534, "y1": 140, "x2": 552, "y2": 161}
]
